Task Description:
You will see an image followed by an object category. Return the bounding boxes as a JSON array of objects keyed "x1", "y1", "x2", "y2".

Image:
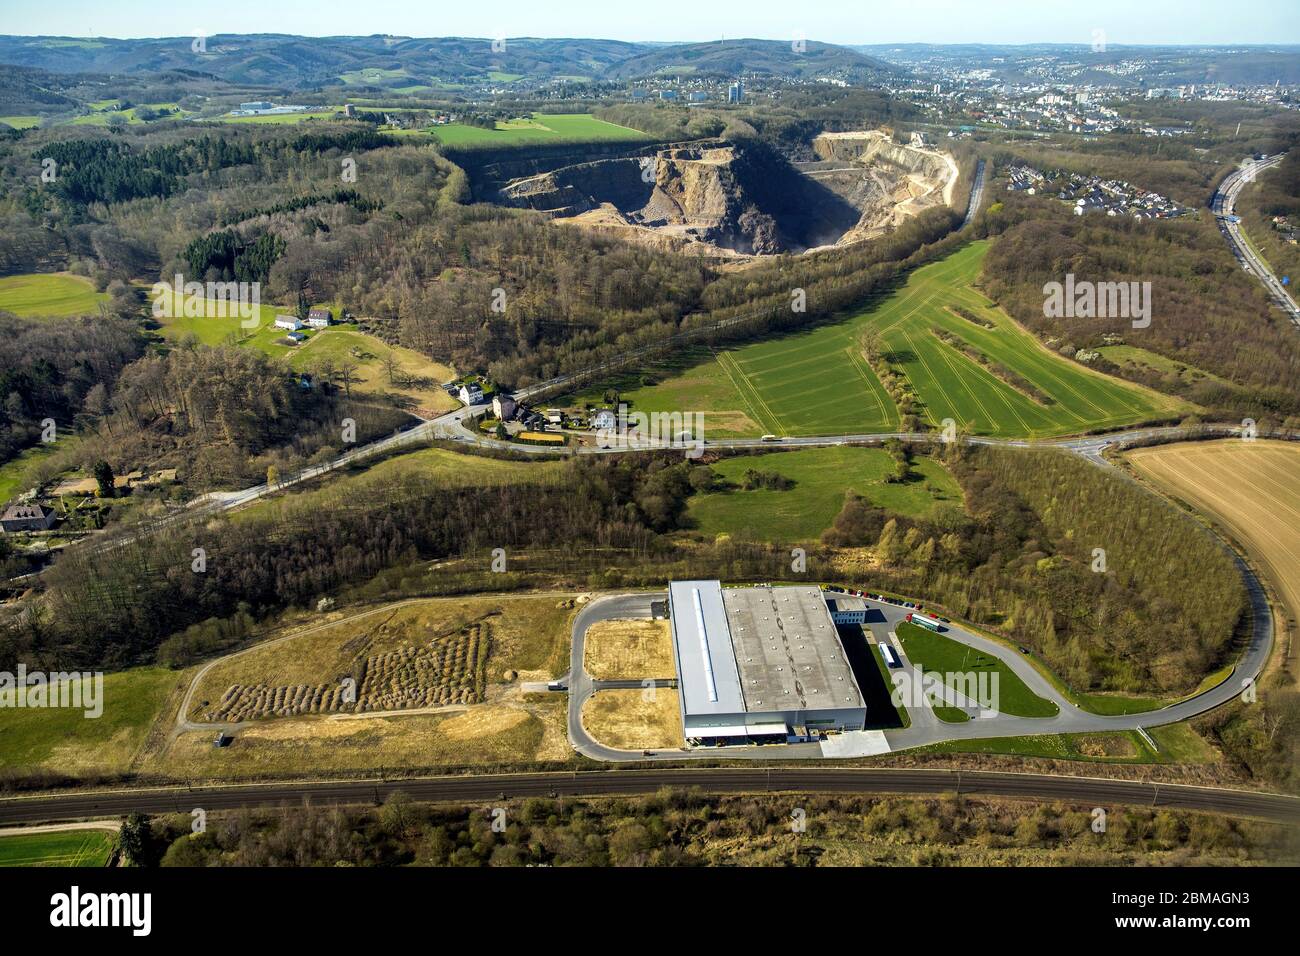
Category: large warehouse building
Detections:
[{"x1": 666, "y1": 580, "x2": 867, "y2": 746}]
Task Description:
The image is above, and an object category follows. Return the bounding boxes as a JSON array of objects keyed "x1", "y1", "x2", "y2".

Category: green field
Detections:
[
  {"x1": 579, "y1": 242, "x2": 1189, "y2": 440},
  {"x1": 0, "y1": 116, "x2": 39, "y2": 129},
  {"x1": 151, "y1": 292, "x2": 288, "y2": 350},
  {"x1": 563, "y1": 346, "x2": 772, "y2": 439},
  {"x1": 687, "y1": 446, "x2": 963, "y2": 541},
  {"x1": 0, "y1": 667, "x2": 182, "y2": 777},
  {"x1": 922, "y1": 723, "x2": 1214, "y2": 764},
  {"x1": 896, "y1": 621, "x2": 1059, "y2": 718},
  {"x1": 0, "y1": 442, "x2": 67, "y2": 504},
  {"x1": 432, "y1": 112, "x2": 650, "y2": 147},
  {"x1": 235, "y1": 445, "x2": 564, "y2": 522},
  {"x1": 0, "y1": 273, "x2": 108, "y2": 318},
  {"x1": 0, "y1": 830, "x2": 115, "y2": 867}
]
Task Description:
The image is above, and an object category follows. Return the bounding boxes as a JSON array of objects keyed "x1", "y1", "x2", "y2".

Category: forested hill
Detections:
[
  {"x1": 603, "y1": 39, "x2": 902, "y2": 80},
  {"x1": 0, "y1": 35, "x2": 649, "y2": 87},
  {"x1": 0, "y1": 35, "x2": 894, "y2": 88}
]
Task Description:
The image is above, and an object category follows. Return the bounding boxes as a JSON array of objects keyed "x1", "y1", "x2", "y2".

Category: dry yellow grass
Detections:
[
  {"x1": 289, "y1": 330, "x2": 458, "y2": 418},
  {"x1": 583, "y1": 619, "x2": 675, "y2": 680},
  {"x1": 581, "y1": 688, "x2": 683, "y2": 750},
  {"x1": 148, "y1": 697, "x2": 570, "y2": 780},
  {"x1": 1126, "y1": 440, "x2": 1300, "y2": 630},
  {"x1": 190, "y1": 595, "x2": 575, "y2": 719}
]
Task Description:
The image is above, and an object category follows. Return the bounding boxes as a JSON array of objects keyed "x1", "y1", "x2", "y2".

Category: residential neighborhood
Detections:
[{"x1": 1006, "y1": 162, "x2": 1189, "y2": 219}]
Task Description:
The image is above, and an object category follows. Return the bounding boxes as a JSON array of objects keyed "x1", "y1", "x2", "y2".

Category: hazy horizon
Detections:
[{"x1": 1, "y1": 0, "x2": 1297, "y2": 46}]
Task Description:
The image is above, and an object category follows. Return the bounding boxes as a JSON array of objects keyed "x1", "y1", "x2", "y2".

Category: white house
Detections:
[
  {"x1": 274, "y1": 315, "x2": 303, "y2": 331},
  {"x1": 590, "y1": 408, "x2": 619, "y2": 430},
  {"x1": 458, "y1": 383, "x2": 484, "y2": 405},
  {"x1": 492, "y1": 394, "x2": 517, "y2": 421},
  {"x1": 306, "y1": 308, "x2": 332, "y2": 329}
]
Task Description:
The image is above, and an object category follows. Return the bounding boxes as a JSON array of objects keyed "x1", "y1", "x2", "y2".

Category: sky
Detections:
[{"x1": 0, "y1": 0, "x2": 1296, "y2": 45}]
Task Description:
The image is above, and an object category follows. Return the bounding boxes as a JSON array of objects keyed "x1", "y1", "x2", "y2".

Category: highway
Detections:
[
  {"x1": 962, "y1": 158, "x2": 987, "y2": 228},
  {"x1": 2, "y1": 768, "x2": 1296, "y2": 826},
  {"x1": 1212, "y1": 152, "x2": 1300, "y2": 329}
]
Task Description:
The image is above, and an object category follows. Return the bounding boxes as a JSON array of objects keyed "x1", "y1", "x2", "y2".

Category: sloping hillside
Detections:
[
  {"x1": 605, "y1": 38, "x2": 902, "y2": 79},
  {"x1": 0, "y1": 35, "x2": 898, "y2": 89}
]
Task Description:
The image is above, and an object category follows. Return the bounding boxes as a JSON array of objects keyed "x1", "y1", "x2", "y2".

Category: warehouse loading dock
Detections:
[{"x1": 667, "y1": 581, "x2": 867, "y2": 746}]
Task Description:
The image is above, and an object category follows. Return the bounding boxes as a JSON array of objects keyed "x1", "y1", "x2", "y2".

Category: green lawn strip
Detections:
[
  {"x1": 895, "y1": 621, "x2": 1058, "y2": 717},
  {"x1": 918, "y1": 730, "x2": 1158, "y2": 762},
  {"x1": 919, "y1": 723, "x2": 1214, "y2": 764},
  {"x1": 1146, "y1": 722, "x2": 1218, "y2": 763},
  {"x1": 0, "y1": 441, "x2": 72, "y2": 503},
  {"x1": 0, "y1": 830, "x2": 115, "y2": 867},
  {"x1": 932, "y1": 705, "x2": 971, "y2": 723}
]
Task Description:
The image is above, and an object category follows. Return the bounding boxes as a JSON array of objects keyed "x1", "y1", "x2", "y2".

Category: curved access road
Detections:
[
  {"x1": 1, "y1": 767, "x2": 1295, "y2": 826},
  {"x1": 565, "y1": 568, "x2": 1270, "y2": 760}
]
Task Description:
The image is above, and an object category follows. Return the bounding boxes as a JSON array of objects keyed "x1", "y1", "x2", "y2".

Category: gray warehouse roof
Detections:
[
  {"x1": 667, "y1": 580, "x2": 745, "y2": 717},
  {"x1": 722, "y1": 586, "x2": 864, "y2": 713},
  {"x1": 669, "y1": 581, "x2": 865, "y2": 719}
]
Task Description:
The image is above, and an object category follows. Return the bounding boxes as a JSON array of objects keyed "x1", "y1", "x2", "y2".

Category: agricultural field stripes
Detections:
[
  {"x1": 621, "y1": 241, "x2": 1188, "y2": 439},
  {"x1": 1126, "y1": 440, "x2": 1300, "y2": 630}
]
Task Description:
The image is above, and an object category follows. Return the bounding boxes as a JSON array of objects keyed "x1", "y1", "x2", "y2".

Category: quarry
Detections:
[{"x1": 478, "y1": 130, "x2": 959, "y2": 259}]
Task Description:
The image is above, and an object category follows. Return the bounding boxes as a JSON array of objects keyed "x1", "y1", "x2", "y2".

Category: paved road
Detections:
[
  {"x1": 962, "y1": 159, "x2": 987, "y2": 228},
  {"x1": 1, "y1": 768, "x2": 1294, "y2": 826},
  {"x1": 868, "y1": 576, "x2": 1270, "y2": 748},
  {"x1": 1212, "y1": 152, "x2": 1300, "y2": 329},
  {"x1": 565, "y1": 566, "x2": 1270, "y2": 759}
]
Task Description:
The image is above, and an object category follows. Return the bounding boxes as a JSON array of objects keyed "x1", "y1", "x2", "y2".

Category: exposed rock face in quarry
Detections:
[
  {"x1": 805, "y1": 130, "x2": 958, "y2": 244},
  {"x1": 489, "y1": 132, "x2": 957, "y2": 259}
]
